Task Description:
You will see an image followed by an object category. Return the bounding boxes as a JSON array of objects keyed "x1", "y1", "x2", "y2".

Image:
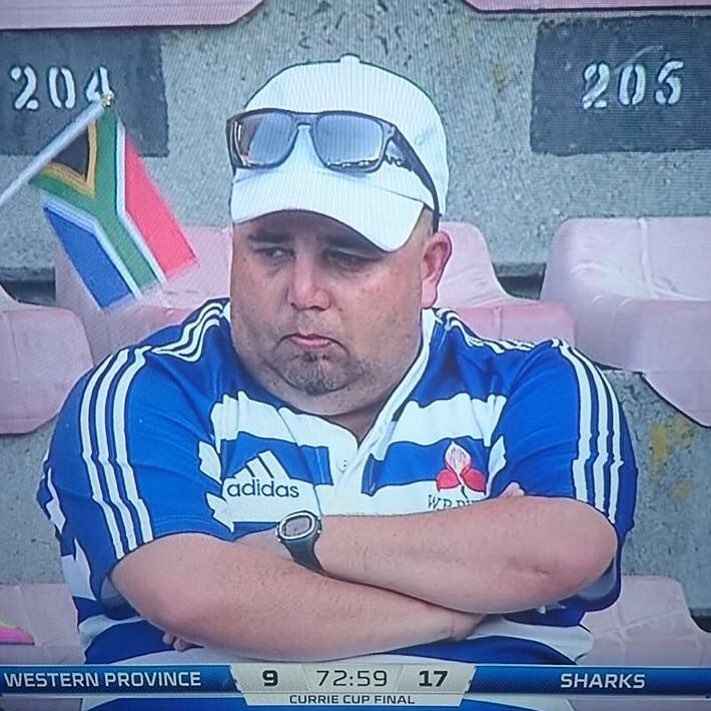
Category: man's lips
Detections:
[{"x1": 285, "y1": 333, "x2": 336, "y2": 350}]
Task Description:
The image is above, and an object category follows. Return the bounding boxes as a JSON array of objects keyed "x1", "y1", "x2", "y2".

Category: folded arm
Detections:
[
  {"x1": 314, "y1": 495, "x2": 617, "y2": 614},
  {"x1": 111, "y1": 532, "x2": 483, "y2": 661}
]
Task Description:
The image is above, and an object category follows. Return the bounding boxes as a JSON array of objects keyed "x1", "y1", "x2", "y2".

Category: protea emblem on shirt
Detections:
[{"x1": 435, "y1": 442, "x2": 487, "y2": 498}]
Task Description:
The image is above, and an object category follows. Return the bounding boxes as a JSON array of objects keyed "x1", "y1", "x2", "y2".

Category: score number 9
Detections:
[{"x1": 262, "y1": 670, "x2": 279, "y2": 687}]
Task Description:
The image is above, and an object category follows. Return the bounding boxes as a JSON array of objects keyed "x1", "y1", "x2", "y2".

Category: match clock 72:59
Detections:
[{"x1": 261, "y1": 668, "x2": 449, "y2": 689}]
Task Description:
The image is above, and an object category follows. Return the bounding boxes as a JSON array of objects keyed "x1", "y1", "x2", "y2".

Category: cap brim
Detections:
[{"x1": 229, "y1": 167, "x2": 424, "y2": 252}]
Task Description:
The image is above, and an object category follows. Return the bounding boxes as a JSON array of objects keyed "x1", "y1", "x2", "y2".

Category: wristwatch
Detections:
[{"x1": 276, "y1": 510, "x2": 323, "y2": 572}]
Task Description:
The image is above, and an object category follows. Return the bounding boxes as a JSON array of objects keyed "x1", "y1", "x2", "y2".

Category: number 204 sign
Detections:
[
  {"x1": 0, "y1": 30, "x2": 168, "y2": 156},
  {"x1": 530, "y1": 16, "x2": 711, "y2": 155}
]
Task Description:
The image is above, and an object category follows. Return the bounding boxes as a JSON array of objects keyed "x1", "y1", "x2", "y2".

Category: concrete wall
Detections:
[
  {"x1": 610, "y1": 372, "x2": 711, "y2": 615},
  {"x1": 1, "y1": 0, "x2": 710, "y2": 278},
  {"x1": 1, "y1": 372, "x2": 710, "y2": 612}
]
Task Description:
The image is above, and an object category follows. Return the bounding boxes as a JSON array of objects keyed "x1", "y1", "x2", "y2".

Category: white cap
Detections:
[{"x1": 229, "y1": 55, "x2": 448, "y2": 251}]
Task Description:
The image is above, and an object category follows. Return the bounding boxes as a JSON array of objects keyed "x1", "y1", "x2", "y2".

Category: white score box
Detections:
[{"x1": 230, "y1": 661, "x2": 476, "y2": 706}]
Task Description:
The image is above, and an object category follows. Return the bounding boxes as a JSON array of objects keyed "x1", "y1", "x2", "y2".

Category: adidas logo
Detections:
[
  {"x1": 225, "y1": 477, "x2": 300, "y2": 499},
  {"x1": 207, "y1": 450, "x2": 316, "y2": 530},
  {"x1": 222, "y1": 452, "x2": 302, "y2": 500}
]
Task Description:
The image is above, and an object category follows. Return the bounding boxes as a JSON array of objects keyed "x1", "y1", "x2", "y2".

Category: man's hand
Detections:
[
  {"x1": 162, "y1": 631, "x2": 194, "y2": 652},
  {"x1": 449, "y1": 611, "x2": 486, "y2": 641},
  {"x1": 499, "y1": 482, "x2": 524, "y2": 498}
]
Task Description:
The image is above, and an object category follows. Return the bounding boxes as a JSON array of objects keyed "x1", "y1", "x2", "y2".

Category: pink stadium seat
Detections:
[
  {"x1": 54, "y1": 225, "x2": 232, "y2": 363},
  {"x1": 1, "y1": 0, "x2": 264, "y2": 29},
  {"x1": 437, "y1": 222, "x2": 576, "y2": 343},
  {"x1": 583, "y1": 576, "x2": 711, "y2": 666},
  {"x1": 0, "y1": 584, "x2": 81, "y2": 711},
  {"x1": 0, "y1": 583, "x2": 81, "y2": 664},
  {"x1": 541, "y1": 217, "x2": 711, "y2": 426},
  {"x1": 572, "y1": 575, "x2": 711, "y2": 711},
  {"x1": 462, "y1": 0, "x2": 710, "y2": 10},
  {"x1": 0, "y1": 287, "x2": 93, "y2": 434}
]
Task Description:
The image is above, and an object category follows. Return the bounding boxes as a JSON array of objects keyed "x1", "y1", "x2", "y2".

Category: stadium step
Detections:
[{"x1": 541, "y1": 217, "x2": 711, "y2": 426}]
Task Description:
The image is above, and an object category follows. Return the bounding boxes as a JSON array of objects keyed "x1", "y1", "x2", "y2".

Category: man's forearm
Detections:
[
  {"x1": 315, "y1": 497, "x2": 617, "y2": 614},
  {"x1": 113, "y1": 534, "x2": 481, "y2": 661}
]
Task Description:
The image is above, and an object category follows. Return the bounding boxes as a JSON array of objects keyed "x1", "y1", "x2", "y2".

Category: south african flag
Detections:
[{"x1": 31, "y1": 109, "x2": 196, "y2": 308}]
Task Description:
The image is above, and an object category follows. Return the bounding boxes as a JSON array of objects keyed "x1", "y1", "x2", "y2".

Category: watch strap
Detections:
[{"x1": 285, "y1": 536, "x2": 323, "y2": 572}]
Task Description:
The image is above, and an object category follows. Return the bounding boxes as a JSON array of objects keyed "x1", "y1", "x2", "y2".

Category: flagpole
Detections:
[{"x1": 0, "y1": 92, "x2": 114, "y2": 211}]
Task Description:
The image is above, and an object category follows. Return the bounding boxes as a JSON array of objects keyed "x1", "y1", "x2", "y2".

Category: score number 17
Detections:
[{"x1": 419, "y1": 669, "x2": 449, "y2": 687}]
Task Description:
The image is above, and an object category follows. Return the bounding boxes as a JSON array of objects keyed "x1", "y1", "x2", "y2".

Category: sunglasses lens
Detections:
[
  {"x1": 232, "y1": 112, "x2": 295, "y2": 168},
  {"x1": 313, "y1": 114, "x2": 384, "y2": 170}
]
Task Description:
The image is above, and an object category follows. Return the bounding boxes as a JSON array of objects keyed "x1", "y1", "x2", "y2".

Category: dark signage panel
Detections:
[
  {"x1": 531, "y1": 16, "x2": 711, "y2": 155},
  {"x1": 0, "y1": 30, "x2": 167, "y2": 156}
]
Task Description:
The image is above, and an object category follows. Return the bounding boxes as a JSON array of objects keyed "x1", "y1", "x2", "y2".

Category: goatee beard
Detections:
[{"x1": 278, "y1": 352, "x2": 366, "y2": 396}]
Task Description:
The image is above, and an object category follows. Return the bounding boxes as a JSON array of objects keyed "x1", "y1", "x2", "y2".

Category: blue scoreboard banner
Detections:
[{"x1": 1, "y1": 663, "x2": 711, "y2": 705}]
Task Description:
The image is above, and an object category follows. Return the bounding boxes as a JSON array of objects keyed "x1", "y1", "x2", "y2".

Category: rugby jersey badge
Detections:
[{"x1": 436, "y1": 442, "x2": 486, "y2": 497}]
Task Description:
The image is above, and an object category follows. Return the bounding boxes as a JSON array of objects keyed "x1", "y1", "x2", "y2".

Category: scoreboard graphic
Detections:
[{"x1": 1, "y1": 663, "x2": 711, "y2": 705}]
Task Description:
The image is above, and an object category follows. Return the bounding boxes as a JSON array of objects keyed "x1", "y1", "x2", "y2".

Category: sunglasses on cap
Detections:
[{"x1": 225, "y1": 109, "x2": 440, "y2": 230}]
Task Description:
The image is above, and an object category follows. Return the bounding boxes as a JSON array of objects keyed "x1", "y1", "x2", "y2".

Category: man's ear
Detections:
[{"x1": 421, "y1": 229, "x2": 452, "y2": 308}]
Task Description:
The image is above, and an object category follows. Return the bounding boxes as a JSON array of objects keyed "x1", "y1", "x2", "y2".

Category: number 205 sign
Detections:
[
  {"x1": 581, "y1": 59, "x2": 683, "y2": 110},
  {"x1": 530, "y1": 16, "x2": 711, "y2": 155}
]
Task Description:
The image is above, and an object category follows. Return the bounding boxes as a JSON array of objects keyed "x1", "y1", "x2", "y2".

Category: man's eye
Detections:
[
  {"x1": 258, "y1": 247, "x2": 291, "y2": 259},
  {"x1": 327, "y1": 251, "x2": 369, "y2": 268}
]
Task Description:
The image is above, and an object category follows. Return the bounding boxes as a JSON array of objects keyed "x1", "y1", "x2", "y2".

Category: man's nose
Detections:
[{"x1": 287, "y1": 256, "x2": 330, "y2": 311}]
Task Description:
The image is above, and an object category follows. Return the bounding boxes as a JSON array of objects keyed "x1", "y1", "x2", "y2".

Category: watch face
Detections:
[{"x1": 282, "y1": 513, "x2": 315, "y2": 540}]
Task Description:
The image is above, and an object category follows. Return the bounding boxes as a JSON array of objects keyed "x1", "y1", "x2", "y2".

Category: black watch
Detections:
[{"x1": 276, "y1": 510, "x2": 323, "y2": 571}]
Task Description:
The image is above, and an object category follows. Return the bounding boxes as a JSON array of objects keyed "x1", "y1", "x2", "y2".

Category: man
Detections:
[{"x1": 38, "y1": 56, "x2": 637, "y2": 711}]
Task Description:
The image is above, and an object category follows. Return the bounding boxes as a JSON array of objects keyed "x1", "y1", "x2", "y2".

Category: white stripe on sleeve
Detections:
[
  {"x1": 80, "y1": 355, "x2": 127, "y2": 559},
  {"x1": 111, "y1": 347, "x2": 154, "y2": 545},
  {"x1": 558, "y1": 343, "x2": 622, "y2": 522},
  {"x1": 92, "y1": 349, "x2": 139, "y2": 551}
]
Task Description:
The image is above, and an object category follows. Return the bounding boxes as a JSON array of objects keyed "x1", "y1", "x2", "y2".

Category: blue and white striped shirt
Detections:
[{"x1": 38, "y1": 300, "x2": 637, "y2": 671}]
